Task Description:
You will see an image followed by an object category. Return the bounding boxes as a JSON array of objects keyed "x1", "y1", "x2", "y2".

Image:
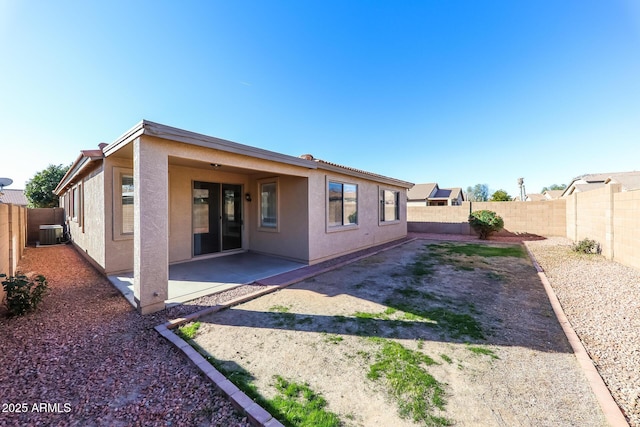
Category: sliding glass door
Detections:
[{"x1": 193, "y1": 182, "x2": 242, "y2": 256}]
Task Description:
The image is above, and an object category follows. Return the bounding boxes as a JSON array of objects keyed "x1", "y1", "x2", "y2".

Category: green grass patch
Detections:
[
  {"x1": 352, "y1": 305, "x2": 484, "y2": 340},
  {"x1": 322, "y1": 333, "x2": 344, "y2": 344},
  {"x1": 176, "y1": 321, "x2": 201, "y2": 340},
  {"x1": 440, "y1": 354, "x2": 453, "y2": 364},
  {"x1": 367, "y1": 339, "x2": 451, "y2": 426},
  {"x1": 467, "y1": 345, "x2": 499, "y2": 359},
  {"x1": 269, "y1": 305, "x2": 291, "y2": 313},
  {"x1": 486, "y1": 271, "x2": 505, "y2": 281},
  {"x1": 433, "y1": 243, "x2": 525, "y2": 258},
  {"x1": 271, "y1": 376, "x2": 341, "y2": 427},
  {"x1": 411, "y1": 260, "x2": 434, "y2": 277},
  {"x1": 198, "y1": 349, "x2": 340, "y2": 427}
]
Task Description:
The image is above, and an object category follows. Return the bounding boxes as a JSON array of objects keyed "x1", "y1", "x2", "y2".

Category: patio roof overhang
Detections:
[{"x1": 102, "y1": 120, "x2": 319, "y2": 171}]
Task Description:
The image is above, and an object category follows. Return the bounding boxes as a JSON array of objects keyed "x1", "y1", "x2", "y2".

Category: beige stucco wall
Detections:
[
  {"x1": 103, "y1": 156, "x2": 135, "y2": 274},
  {"x1": 248, "y1": 174, "x2": 310, "y2": 262},
  {"x1": 64, "y1": 164, "x2": 106, "y2": 269},
  {"x1": 307, "y1": 171, "x2": 408, "y2": 264}
]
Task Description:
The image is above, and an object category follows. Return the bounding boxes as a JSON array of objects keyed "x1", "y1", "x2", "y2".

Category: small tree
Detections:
[
  {"x1": 465, "y1": 184, "x2": 489, "y2": 202},
  {"x1": 25, "y1": 164, "x2": 70, "y2": 208},
  {"x1": 468, "y1": 210, "x2": 504, "y2": 240},
  {"x1": 490, "y1": 189, "x2": 512, "y2": 201},
  {"x1": 541, "y1": 183, "x2": 567, "y2": 193}
]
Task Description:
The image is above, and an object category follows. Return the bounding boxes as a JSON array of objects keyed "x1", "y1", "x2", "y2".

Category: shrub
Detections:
[
  {"x1": 1, "y1": 273, "x2": 48, "y2": 316},
  {"x1": 468, "y1": 210, "x2": 504, "y2": 240},
  {"x1": 572, "y1": 238, "x2": 600, "y2": 254}
]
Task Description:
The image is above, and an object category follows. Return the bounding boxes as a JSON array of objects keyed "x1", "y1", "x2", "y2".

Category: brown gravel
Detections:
[{"x1": 0, "y1": 244, "x2": 252, "y2": 427}]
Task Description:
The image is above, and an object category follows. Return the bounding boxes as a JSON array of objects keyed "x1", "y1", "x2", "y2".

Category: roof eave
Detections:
[
  {"x1": 103, "y1": 120, "x2": 318, "y2": 170},
  {"x1": 54, "y1": 155, "x2": 102, "y2": 195},
  {"x1": 316, "y1": 162, "x2": 413, "y2": 188}
]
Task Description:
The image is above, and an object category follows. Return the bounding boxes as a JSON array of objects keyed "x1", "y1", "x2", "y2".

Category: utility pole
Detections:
[{"x1": 518, "y1": 177, "x2": 526, "y2": 201}]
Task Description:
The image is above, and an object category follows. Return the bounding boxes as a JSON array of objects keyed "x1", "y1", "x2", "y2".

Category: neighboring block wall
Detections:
[
  {"x1": 407, "y1": 204, "x2": 470, "y2": 234},
  {"x1": 27, "y1": 208, "x2": 65, "y2": 243},
  {"x1": 0, "y1": 204, "x2": 27, "y2": 302},
  {"x1": 613, "y1": 189, "x2": 640, "y2": 269},
  {"x1": 408, "y1": 199, "x2": 566, "y2": 237},
  {"x1": 473, "y1": 199, "x2": 566, "y2": 237},
  {"x1": 408, "y1": 186, "x2": 640, "y2": 270}
]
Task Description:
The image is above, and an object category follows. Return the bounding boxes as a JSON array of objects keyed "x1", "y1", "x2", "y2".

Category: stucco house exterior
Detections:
[
  {"x1": 407, "y1": 183, "x2": 464, "y2": 206},
  {"x1": 54, "y1": 120, "x2": 413, "y2": 313}
]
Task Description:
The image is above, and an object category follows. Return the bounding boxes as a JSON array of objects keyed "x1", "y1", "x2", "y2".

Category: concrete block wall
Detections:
[
  {"x1": 407, "y1": 203, "x2": 471, "y2": 234},
  {"x1": 474, "y1": 199, "x2": 566, "y2": 237},
  {"x1": 408, "y1": 199, "x2": 566, "y2": 237},
  {"x1": 573, "y1": 187, "x2": 608, "y2": 248},
  {"x1": 612, "y1": 189, "x2": 640, "y2": 270},
  {"x1": 0, "y1": 203, "x2": 27, "y2": 302},
  {"x1": 408, "y1": 186, "x2": 639, "y2": 270}
]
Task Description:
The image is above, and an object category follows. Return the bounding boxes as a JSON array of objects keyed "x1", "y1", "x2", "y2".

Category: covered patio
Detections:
[{"x1": 108, "y1": 252, "x2": 305, "y2": 308}]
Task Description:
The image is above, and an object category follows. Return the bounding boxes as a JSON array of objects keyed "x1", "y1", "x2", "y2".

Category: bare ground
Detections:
[{"x1": 192, "y1": 239, "x2": 607, "y2": 426}]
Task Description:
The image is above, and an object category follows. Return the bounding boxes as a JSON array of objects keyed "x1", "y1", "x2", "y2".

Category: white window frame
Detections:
[
  {"x1": 258, "y1": 177, "x2": 279, "y2": 232},
  {"x1": 113, "y1": 167, "x2": 134, "y2": 240},
  {"x1": 70, "y1": 183, "x2": 83, "y2": 227},
  {"x1": 326, "y1": 177, "x2": 358, "y2": 232},
  {"x1": 379, "y1": 187, "x2": 400, "y2": 225}
]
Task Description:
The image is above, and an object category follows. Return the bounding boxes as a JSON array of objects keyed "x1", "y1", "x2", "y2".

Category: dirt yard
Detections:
[{"x1": 191, "y1": 239, "x2": 607, "y2": 426}]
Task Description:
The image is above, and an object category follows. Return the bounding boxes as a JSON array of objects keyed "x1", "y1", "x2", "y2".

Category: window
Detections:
[
  {"x1": 121, "y1": 175, "x2": 134, "y2": 234},
  {"x1": 259, "y1": 179, "x2": 278, "y2": 230},
  {"x1": 328, "y1": 181, "x2": 358, "y2": 227},
  {"x1": 380, "y1": 189, "x2": 399, "y2": 222},
  {"x1": 113, "y1": 167, "x2": 134, "y2": 240}
]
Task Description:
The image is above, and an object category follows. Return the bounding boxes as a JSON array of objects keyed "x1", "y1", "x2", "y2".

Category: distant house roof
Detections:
[
  {"x1": 407, "y1": 183, "x2": 438, "y2": 200},
  {"x1": 407, "y1": 183, "x2": 464, "y2": 204},
  {"x1": 431, "y1": 187, "x2": 463, "y2": 200},
  {"x1": 525, "y1": 190, "x2": 563, "y2": 201},
  {"x1": 525, "y1": 193, "x2": 546, "y2": 202},
  {"x1": 0, "y1": 189, "x2": 28, "y2": 206},
  {"x1": 562, "y1": 171, "x2": 640, "y2": 196},
  {"x1": 543, "y1": 190, "x2": 564, "y2": 200}
]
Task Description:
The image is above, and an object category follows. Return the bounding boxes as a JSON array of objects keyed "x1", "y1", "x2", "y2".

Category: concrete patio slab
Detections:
[{"x1": 108, "y1": 251, "x2": 305, "y2": 308}]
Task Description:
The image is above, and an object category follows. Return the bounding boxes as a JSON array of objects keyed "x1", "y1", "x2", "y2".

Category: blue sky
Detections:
[{"x1": 1, "y1": 1, "x2": 639, "y2": 197}]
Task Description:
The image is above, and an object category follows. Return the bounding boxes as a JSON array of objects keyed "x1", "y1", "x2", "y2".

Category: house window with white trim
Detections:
[
  {"x1": 328, "y1": 181, "x2": 358, "y2": 227},
  {"x1": 113, "y1": 167, "x2": 134, "y2": 239},
  {"x1": 121, "y1": 175, "x2": 134, "y2": 234},
  {"x1": 379, "y1": 189, "x2": 399, "y2": 222},
  {"x1": 259, "y1": 178, "x2": 278, "y2": 230}
]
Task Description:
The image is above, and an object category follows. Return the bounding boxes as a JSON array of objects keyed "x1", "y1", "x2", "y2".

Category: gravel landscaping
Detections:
[
  {"x1": 526, "y1": 237, "x2": 640, "y2": 427},
  {"x1": 0, "y1": 244, "x2": 252, "y2": 427}
]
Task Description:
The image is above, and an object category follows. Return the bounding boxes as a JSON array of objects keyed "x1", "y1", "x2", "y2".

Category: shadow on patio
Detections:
[{"x1": 108, "y1": 252, "x2": 305, "y2": 307}]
